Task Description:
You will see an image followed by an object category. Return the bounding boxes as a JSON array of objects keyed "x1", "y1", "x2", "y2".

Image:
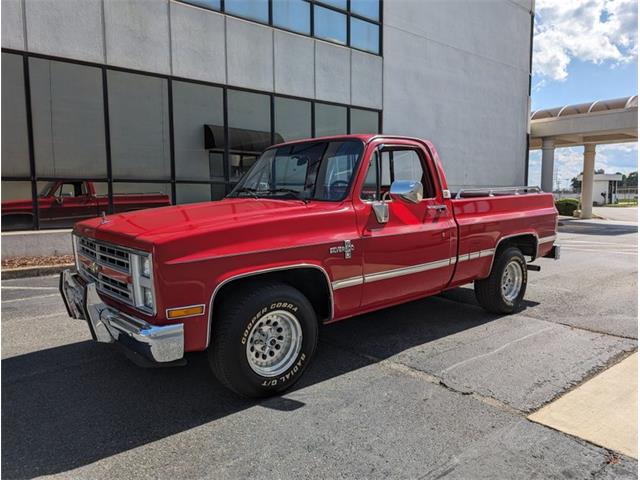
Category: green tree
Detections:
[
  {"x1": 570, "y1": 175, "x2": 582, "y2": 192},
  {"x1": 625, "y1": 171, "x2": 637, "y2": 187}
]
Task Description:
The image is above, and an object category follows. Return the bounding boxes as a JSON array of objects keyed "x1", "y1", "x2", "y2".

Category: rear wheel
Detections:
[
  {"x1": 474, "y1": 246, "x2": 527, "y2": 314},
  {"x1": 209, "y1": 282, "x2": 318, "y2": 398}
]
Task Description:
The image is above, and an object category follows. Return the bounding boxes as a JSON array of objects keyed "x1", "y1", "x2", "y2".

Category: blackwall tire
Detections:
[
  {"x1": 474, "y1": 246, "x2": 527, "y2": 314},
  {"x1": 208, "y1": 282, "x2": 318, "y2": 398}
]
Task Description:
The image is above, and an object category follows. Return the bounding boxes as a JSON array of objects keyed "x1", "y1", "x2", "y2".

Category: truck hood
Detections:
[{"x1": 75, "y1": 198, "x2": 312, "y2": 244}]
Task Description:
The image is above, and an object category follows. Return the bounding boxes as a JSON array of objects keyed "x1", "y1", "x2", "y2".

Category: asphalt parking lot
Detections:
[{"x1": 2, "y1": 217, "x2": 638, "y2": 479}]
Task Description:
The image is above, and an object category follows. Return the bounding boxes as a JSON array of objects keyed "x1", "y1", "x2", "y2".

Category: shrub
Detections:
[{"x1": 555, "y1": 198, "x2": 580, "y2": 216}]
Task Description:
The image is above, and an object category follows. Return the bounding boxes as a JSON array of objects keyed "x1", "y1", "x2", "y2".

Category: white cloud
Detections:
[{"x1": 533, "y1": 0, "x2": 638, "y2": 81}]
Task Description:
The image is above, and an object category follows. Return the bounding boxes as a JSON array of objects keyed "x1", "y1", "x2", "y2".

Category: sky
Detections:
[{"x1": 528, "y1": 0, "x2": 638, "y2": 190}]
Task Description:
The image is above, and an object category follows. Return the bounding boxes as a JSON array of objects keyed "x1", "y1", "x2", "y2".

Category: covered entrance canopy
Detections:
[{"x1": 529, "y1": 96, "x2": 638, "y2": 218}]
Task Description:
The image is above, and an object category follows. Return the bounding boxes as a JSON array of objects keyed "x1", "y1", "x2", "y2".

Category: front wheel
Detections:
[
  {"x1": 209, "y1": 282, "x2": 318, "y2": 398},
  {"x1": 474, "y1": 246, "x2": 527, "y2": 314}
]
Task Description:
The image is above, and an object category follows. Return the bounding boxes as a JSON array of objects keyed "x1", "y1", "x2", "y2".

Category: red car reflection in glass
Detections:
[{"x1": 1, "y1": 180, "x2": 171, "y2": 230}]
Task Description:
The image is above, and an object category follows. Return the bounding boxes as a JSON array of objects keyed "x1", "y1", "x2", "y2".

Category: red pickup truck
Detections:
[
  {"x1": 2, "y1": 180, "x2": 170, "y2": 230},
  {"x1": 60, "y1": 135, "x2": 559, "y2": 397}
]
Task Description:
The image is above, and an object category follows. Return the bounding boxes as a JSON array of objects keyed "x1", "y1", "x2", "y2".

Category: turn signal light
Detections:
[{"x1": 166, "y1": 305, "x2": 205, "y2": 319}]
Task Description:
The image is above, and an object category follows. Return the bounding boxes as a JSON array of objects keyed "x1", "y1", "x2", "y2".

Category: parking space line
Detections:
[
  {"x1": 561, "y1": 247, "x2": 637, "y2": 255},
  {"x1": 1, "y1": 286, "x2": 59, "y2": 291},
  {"x1": 440, "y1": 326, "x2": 556, "y2": 374},
  {"x1": 2, "y1": 293, "x2": 60, "y2": 304}
]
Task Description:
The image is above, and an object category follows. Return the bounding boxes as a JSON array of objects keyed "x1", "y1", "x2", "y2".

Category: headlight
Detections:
[
  {"x1": 141, "y1": 256, "x2": 151, "y2": 278},
  {"x1": 142, "y1": 287, "x2": 154, "y2": 309},
  {"x1": 132, "y1": 253, "x2": 155, "y2": 313}
]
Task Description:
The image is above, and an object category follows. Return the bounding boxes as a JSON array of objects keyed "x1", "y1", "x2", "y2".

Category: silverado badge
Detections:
[{"x1": 329, "y1": 240, "x2": 355, "y2": 259}]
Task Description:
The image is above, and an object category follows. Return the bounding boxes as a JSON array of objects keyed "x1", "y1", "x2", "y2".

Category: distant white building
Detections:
[{"x1": 577, "y1": 173, "x2": 623, "y2": 206}]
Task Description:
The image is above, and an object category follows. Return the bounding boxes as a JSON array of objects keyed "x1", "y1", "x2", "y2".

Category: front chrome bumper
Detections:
[{"x1": 59, "y1": 269, "x2": 184, "y2": 363}]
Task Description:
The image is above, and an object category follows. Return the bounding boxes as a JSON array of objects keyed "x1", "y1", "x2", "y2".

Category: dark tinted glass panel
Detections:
[
  {"x1": 176, "y1": 183, "x2": 225, "y2": 204},
  {"x1": 112, "y1": 183, "x2": 172, "y2": 214},
  {"x1": 227, "y1": 89, "x2": 271, "y2": 182},
  {"x1": 274, "y1": 97, "x2": 311, "y2": 141},
  {"x1": 1, "y1": 181, "x2": 34, "y2": 231},
  {"x1": 351, "y1": 0, "x2": 379, "y2": 20},
  {"x1": 108, "y1": 71, "x2": 171, "y2": 180},
  {"x1": 315, "y1": 103, "x2": 347, "y2": 137},
  {"x1": 273, "y1": 0, "x2": 310, "y2": 34},
  {"x1": 35, "y1": 180, "x2": 108, "y2": 228},
  {"x1": 314, "y1": 5, "x2": 346, "y2": 44},
  {"x1": 1, "y1": 54, "x2": 30, "y2": 177},
  {"x1": 173, "y1": 81, "x2": 224, "y2": 181},
  {"x1": 350, "y1": 108, "x2": 379, "y2": 134},
  {"x1": 179, "y1": 0, "x2": 220, "y2": 10},
  {"x1": 225, "y1": 0, "x2": 269, "y2": 23},
  {"x1": 30, "y1": 58, "x2": 106, "y2": 178},
  {"x1": 350, "y1": 17, "x2": 379, "y2": 54}
]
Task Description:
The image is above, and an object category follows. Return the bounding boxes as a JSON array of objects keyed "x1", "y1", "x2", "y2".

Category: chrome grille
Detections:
[{"x1": 76, "y1": 236, "x2": 134, "y2": 305}]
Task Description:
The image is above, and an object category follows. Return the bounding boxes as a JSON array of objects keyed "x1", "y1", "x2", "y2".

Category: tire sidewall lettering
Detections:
[{"x1": 239, "y1": 300, "x2": 308, "y2": 388}]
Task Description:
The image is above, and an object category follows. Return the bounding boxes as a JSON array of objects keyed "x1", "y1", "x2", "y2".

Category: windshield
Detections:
[
  {"x1": 38, "y1": 182, "x2": 56, "y2": 197},
  {"x1": 228, "y1": 140, "x2": 364, "y2": 202}
]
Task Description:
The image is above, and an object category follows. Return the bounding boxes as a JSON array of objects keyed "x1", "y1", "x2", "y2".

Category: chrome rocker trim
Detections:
[{"x1": 60, "y1": 269, "x2": 184, "y2": 363}]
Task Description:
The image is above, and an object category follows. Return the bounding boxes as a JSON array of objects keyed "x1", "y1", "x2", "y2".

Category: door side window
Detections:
[
  {"x1": 360, "y1": 148, "x2": 435, "y2": 201},
  {"x1": 56, "y1": 183, "x2": 76, "y2": 198}
]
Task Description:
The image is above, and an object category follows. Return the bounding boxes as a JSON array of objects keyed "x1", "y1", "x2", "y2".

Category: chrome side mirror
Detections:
[
  {"x1": 390, "y1": 180, "x2": 423, "y2": 204},
  {"x1": 372, "y1": 201, "x2": 389, "y2": 224}
]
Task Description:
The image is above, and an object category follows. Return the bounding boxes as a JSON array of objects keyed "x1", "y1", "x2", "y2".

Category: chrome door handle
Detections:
[{"x1": 427, "y1": 205, "x2": 447, "y2": 212}]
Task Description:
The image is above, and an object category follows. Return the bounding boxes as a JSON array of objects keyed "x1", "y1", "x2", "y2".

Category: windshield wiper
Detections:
[
  {"x1": 233, "y1": 187, "x2": 259, "y2": 198},
  {"x1": 257, "y1": 188, "x2": 310, "y2": 204}
]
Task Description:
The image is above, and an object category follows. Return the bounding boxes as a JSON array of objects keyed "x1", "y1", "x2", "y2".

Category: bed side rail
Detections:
[{"x1": 454, "y1": 186, "x2": 541, "y2": 199}]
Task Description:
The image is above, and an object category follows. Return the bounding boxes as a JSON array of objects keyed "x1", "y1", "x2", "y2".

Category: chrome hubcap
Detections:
[
  {"x1": 501, "y1": 260, "x2": 523, "y2": 302},
  {"x1": 246, "y1": 310, "x2": 302, "y2": 377}
]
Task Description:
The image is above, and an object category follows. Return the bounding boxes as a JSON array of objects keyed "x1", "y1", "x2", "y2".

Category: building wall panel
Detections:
[
  {"x1": 170, "y1": 2, "x2": 226, "y2": 83},
  {"x1": 226, "y1": 16, "x2": 273, "y2": 91},
  {"x1": 104, "y1": 0, "x2": 171, "y2": 74},
  {"x1": 25, "y1": 0, "x2": 104, "y2": 63}
]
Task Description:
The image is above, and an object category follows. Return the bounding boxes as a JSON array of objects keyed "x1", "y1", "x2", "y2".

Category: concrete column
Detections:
[
  {"x1": 581, "y1": 144, "x2": 596, "y2": 219},
  {"x1": 541, "y1": 138, "x2": 555, "y2": 193}
]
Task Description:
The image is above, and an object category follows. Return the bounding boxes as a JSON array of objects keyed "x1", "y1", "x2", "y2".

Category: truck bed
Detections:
[{"x1": 448, "y1": 187, "x2": 557, "y2": 288}]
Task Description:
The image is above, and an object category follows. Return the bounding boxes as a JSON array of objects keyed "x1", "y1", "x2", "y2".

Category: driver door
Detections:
[
  {"x1": 46, "y1": 182, "x2": 98, "y2": 227},
  {"x1": 355, "y1": 144, "x2": 457, "y2": 309}
]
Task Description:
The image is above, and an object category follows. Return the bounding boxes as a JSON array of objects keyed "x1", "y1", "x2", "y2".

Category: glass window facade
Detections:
[
  {"x1": 351, "y1": 0, "x2": 380, "y2": 21},
  {"x1": 180, "y1": 0, "x2": 221, "y2": 10},
  {"x1": 315, "y1": 103, "x2": 347, "y2": 137},
  {"x1": 314, "y1": 5, "x2": 347, "y2": 45},
  {"x1": 2, "y1": 54, "x2": 29, "y2": 177},
  {"x1": 273, "y1": 0, "x2": 310, "y2": 35},
  {"x1": 173, "y1": 81, "x2": 224, "y2": 181},
  {"x1": 108, "y1": 71, "x2": 171, "y2": 180},
  {"x1": 274, "y1": 97, "x2": 312, "y2": 141},
  {"x1": 30, "y1": 58, "x2": 107, "y2": 178},
  {"x1": 177, "y1": 0, "x2": 381, "y2": 54},
  {"x1": 350, "y1": 17, "x2": 380, "y2": 54},
  {"x1": 227, "y1": 89, "x2": 272, "y2": 182},
  {"x1": 351, "y1": 108, "x2": 379, "y2": 134},
  {"x1": 225, "y1": 0, "x2": 269, "y2": 23},
  {"x1": 0, "y1": 54, "x2": 380, "y2": 230}
]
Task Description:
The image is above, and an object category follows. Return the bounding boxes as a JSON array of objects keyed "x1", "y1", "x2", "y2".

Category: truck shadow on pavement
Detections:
[{"x1": 1, "y1": 293, "x2": 532, "y2": 478}]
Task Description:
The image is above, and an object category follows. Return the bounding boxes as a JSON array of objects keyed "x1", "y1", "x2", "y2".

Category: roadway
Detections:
[{"x1": 2, "y1": 217, "x2": 637, "y2": 479}]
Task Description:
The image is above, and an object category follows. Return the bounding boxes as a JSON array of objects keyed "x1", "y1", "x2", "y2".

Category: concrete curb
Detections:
[{"x1": 1, "y1": 264, "x2": 73, "y2": 280}]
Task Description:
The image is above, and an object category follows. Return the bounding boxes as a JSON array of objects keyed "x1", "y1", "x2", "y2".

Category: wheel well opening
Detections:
[
  {"x1": 497, "y1": 234, "x2": 537, "y2": 260},
  {"x1": 211, "y1": 268, "x2": 332, "y2": 329}
]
